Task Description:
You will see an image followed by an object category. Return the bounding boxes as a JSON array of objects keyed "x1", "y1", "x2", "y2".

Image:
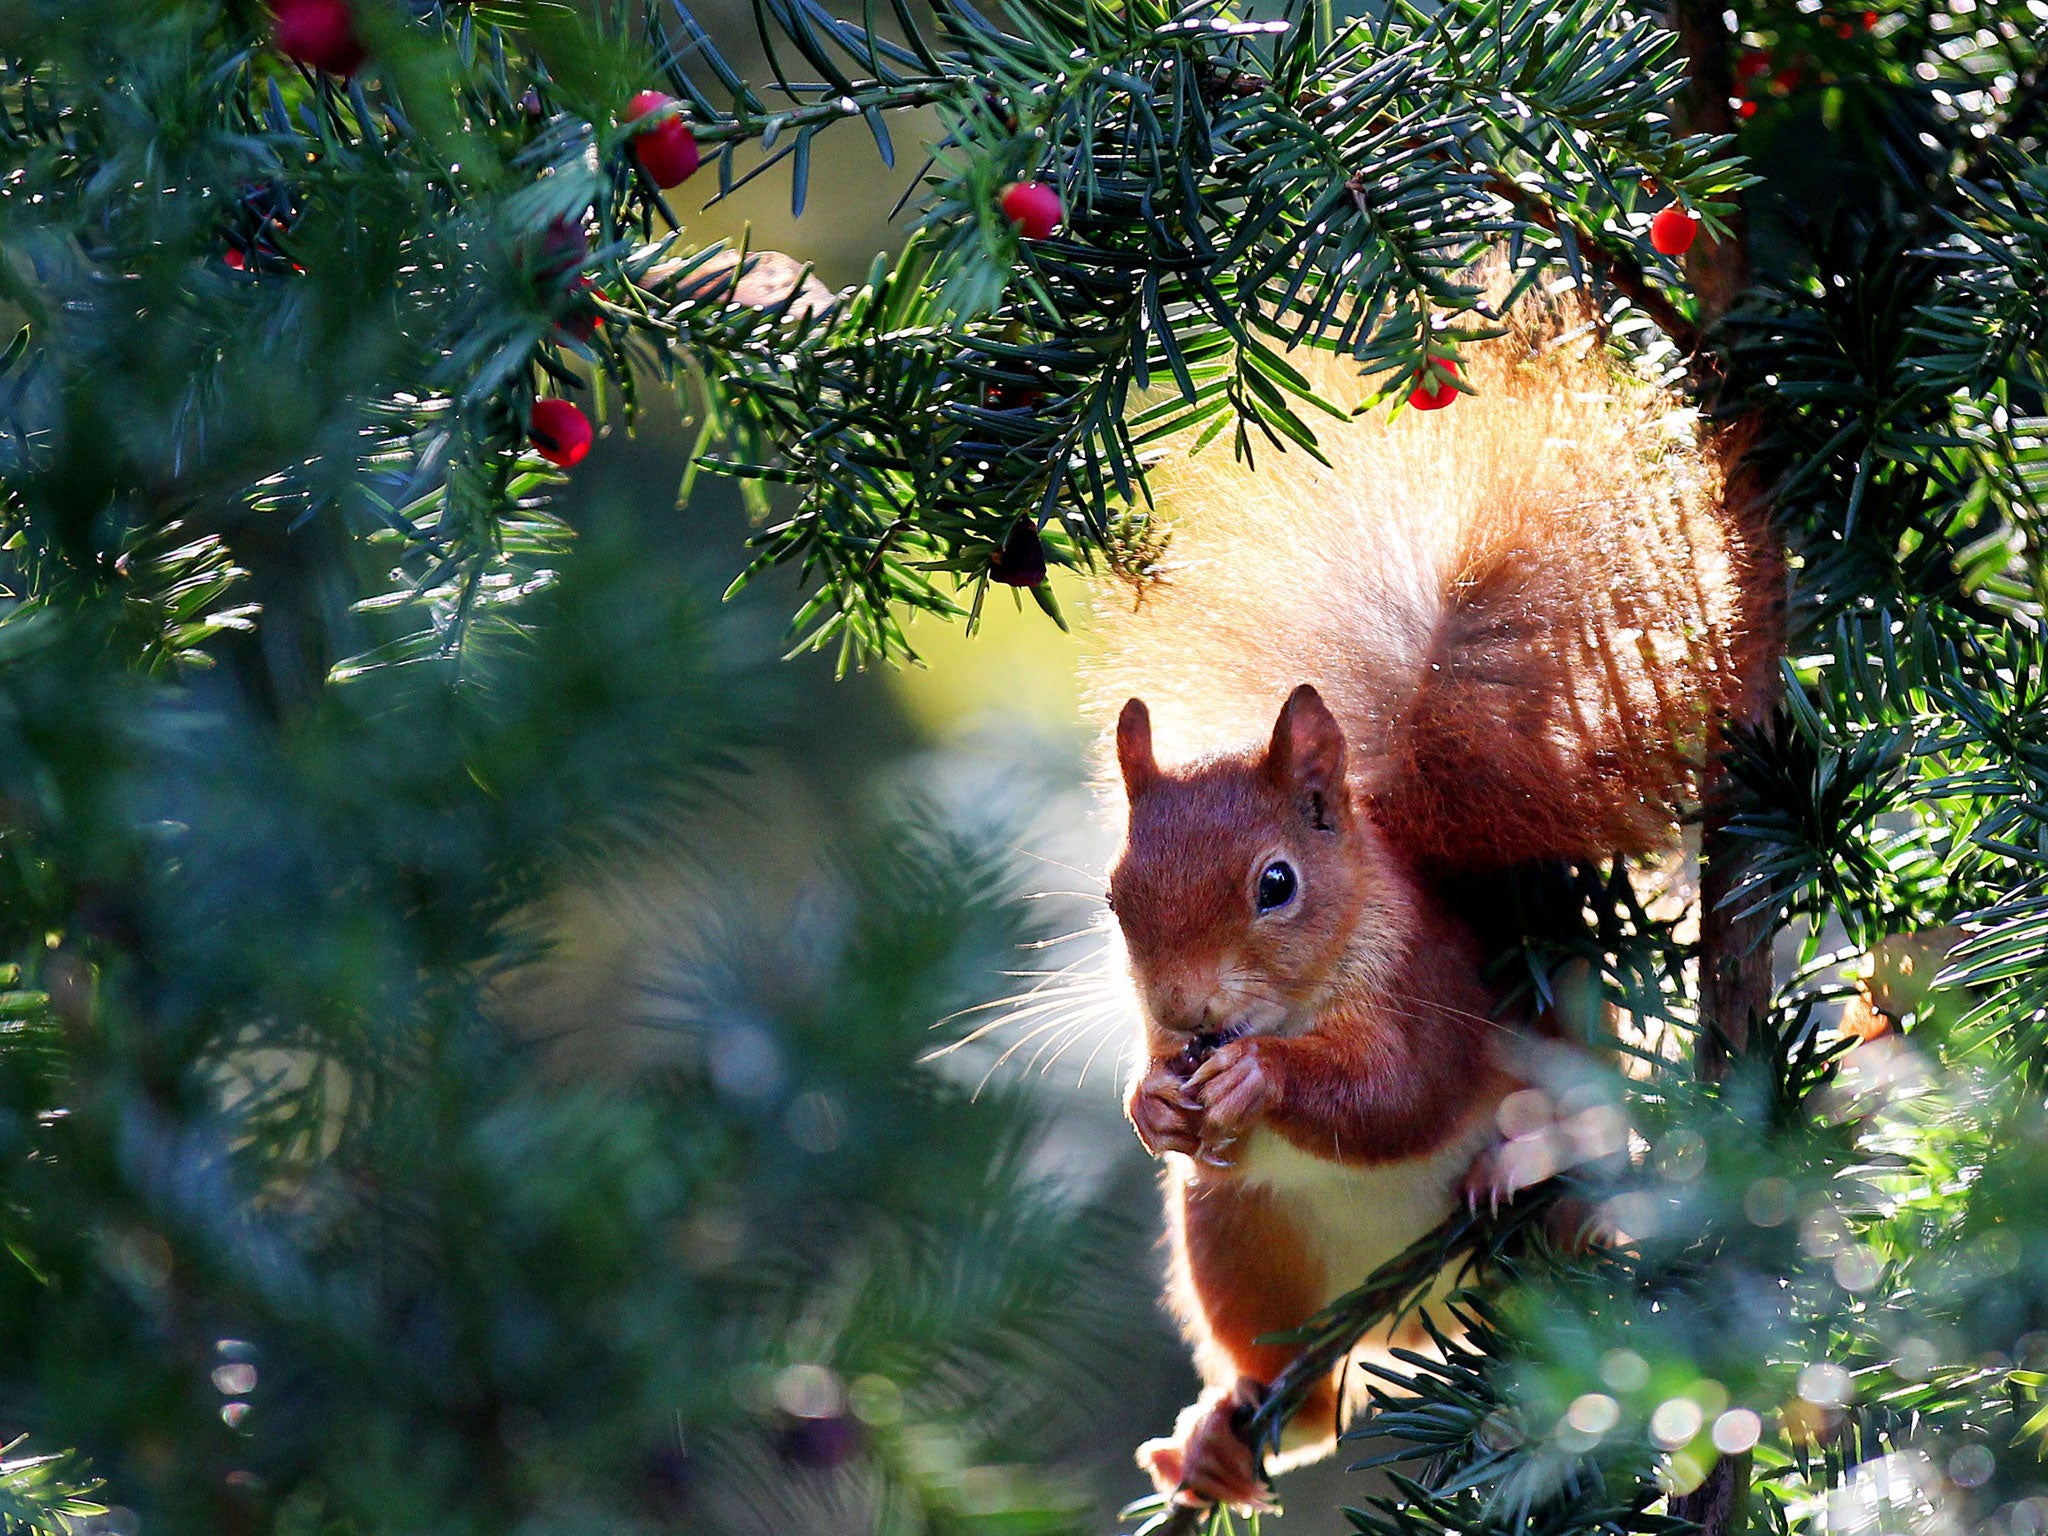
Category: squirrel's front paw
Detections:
[
  {"x1": 1458, "y1": 1134, "x2": 1555, "y2": 1217},
  {"x1": 1185, "y1": 1040, "x2": 1279, "y2": 1166},
  {"x1": 1127, "y1": 1060, "x2": 1203, "y2": 1158}
]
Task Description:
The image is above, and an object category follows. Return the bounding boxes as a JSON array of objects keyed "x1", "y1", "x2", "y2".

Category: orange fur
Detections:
[
  {"x1": 1143, "y1": 1179, "x2": 1338, "y2": 1508},
  {"x1": 1091, "y1": 304, "x2": 1770, "y2": 870},
  {"x1": 1092, "y1": 294, "x2": 1776, "y2": 1509},
  {"x1": 1174, "y1": 1177, "x2": 1327, "y2": 1384}
]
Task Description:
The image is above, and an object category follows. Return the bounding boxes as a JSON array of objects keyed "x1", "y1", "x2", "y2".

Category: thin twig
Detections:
[{"x1": 1483, "y1": 174, "x2": 1703, "y2": 356}]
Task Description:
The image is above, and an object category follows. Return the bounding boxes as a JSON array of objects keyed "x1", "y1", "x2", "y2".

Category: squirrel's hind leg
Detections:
[
  {"x1": 1138, "y1": 1304, "x2": 1453, "y2": 1506},
  {"x1": 1138, "y1": 1372, "x2": 1342, "y2": 1511},
  {"x1": 1145, "y1": 1173, "x2": 1333, "y2": 1508},
  {"x1": 1139, "y1": 1376, "x2": 1275, "y2": 1510}
]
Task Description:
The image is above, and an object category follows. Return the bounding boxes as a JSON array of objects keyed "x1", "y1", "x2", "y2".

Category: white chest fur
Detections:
[{"x1": 1229, "y1": 1121, "x2": 1492, "y2": 1307}]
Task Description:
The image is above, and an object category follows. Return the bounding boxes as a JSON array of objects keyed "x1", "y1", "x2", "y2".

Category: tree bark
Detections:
[
  {"x1": 1694, "y1": 445, "x2": 1784, "y2": 1076},
  {"x1": 1668, "y1": 8, "x2": 1773, "y2": 1532},
  {"x1": 1671, "y1": 0, "x2": 1751, "y2": 322},
  {"x1": 1695, "y1": 796, "x2": 1773, "y2": 1075},
  {"x1": 1670, "y1": 1450, "x2": 1753, "y2": 1534}
]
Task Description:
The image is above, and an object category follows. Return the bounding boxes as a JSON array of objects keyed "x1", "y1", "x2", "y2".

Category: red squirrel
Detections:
[{"x1": 1090, "y1": 298, "x2": 1777, "y2": 1511}]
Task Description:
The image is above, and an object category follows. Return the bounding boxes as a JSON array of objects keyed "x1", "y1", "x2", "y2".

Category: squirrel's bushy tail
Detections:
[{"x1": 1086, "y1": 292, "x2": 1776, "y2": 870}]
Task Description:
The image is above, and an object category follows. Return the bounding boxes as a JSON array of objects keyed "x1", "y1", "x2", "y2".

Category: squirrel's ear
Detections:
[
  {"x1": 1117, "y1": 698, "x2": 1157, "y2": 797},
  {"x1": 1267, "y1": 684, "x2": 1347, "y2": 825}
]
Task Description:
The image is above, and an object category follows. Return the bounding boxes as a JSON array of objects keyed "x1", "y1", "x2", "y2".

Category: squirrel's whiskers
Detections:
[{"x1": 928, "y1": 915, "x2": 1132, "y2": 1095}]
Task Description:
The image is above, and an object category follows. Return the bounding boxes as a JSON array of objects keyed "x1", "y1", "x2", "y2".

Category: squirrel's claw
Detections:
[
  {"x1": 1190, "y1": 1040, "x2": 1278, "y2": 1157},
  {"x1": 1141, "y1": 1380, "x2": 1275, "y2": 1515},
  {"x1": 1458, "y1": 1136, "x2": 1548, "y2": 1220},
  {"x1": 1129, "y1": 1058, "x2": 1205, "y2": 1159},
  {"x1": 1182, "y1": 1047, "x2": 1232, "y2": 1094}
]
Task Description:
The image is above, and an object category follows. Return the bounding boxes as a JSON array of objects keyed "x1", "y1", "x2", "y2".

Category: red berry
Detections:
[
  {"x1": 1738, "y1": 99, "x2": 1760, "y2": 118},
  {"x1": 274, "y1": 0, "x2": 365, "y2": 75},
  {"x1": 778, "y1": 1413, "x2": 863, "y2": 1469},
  {"x1": 1837, "y1": 21, "x2": 1856, "y2": 36},
  {"x1": 557, "y1": 276, "x2": 603, "y2": 343},
  {"x1": 1736, "y1": 49, "x2": 1770, "y2": 81},
  {"x1": 1407, "y1": 358, "x2": 1461, "y2": 412},
  {"x1": 626, "y1": 91, "x2": 700, "y2": 189},
  {"x1": 991, "y1": 520, "x2": 1048, "y2": 586},
  {"x1": 1862, "y1": 8, "x2": 1879, "y2": 25},
  {"x1": 999, "y1": 181, "x2": 1063, "y2": 241},
  {"x1": 533, "y1": 217, "x2": 588, "y2": 278},
  {"x1": 984, "y1": 384, "x2": 1045, "y2": 411},
  {"x1": 529, "y1": 398, "x2": 593, "y2": 467},
  {"x1": 223, "y1": 247, "x2": 248, "y2": 271},
  {"x1": 1649, "y1": 206, "x2": 1700, "y2": 256}
]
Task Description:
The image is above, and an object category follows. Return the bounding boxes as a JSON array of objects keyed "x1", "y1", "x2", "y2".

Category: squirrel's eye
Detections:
[{"x1": 1255, "y1": 860, "x2": 1298, "y2": 913}]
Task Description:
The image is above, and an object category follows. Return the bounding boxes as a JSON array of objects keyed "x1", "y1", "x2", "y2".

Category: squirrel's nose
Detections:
[{"x1": 1161, "y1": 983, "x2": 1227, "y2": 1035}]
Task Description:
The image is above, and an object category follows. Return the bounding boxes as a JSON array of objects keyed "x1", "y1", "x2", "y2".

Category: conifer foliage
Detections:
[{"x1": 4, "y1": 0, "x2": 2048, "y2": 1535}]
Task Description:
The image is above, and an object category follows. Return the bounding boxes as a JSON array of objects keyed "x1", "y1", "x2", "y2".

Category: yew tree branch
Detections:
[
  {"x1": 1154, "y1": 1503, "x2": 1209, "y2": 1536},
  {"x1": 1484, "y1": 174, "x2": 1703, "y2": 355},
  {"x1": 1959, "y1": 57, "x2": 2048, "y2": 190}
]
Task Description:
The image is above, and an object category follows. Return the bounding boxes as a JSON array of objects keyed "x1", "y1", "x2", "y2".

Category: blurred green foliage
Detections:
[
  {"x1": 0, "y1": 495, "x2": 1146, "y2": 1531},
  {"x1": 0, "y1": 4, "x2": 1159, "y2": 1531},
  {"x1": 10, "y1": 1, "x2": 2048, "y2": 1536}
]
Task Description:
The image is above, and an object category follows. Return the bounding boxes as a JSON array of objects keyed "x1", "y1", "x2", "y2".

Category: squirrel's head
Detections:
[{"x1": 1107, "y1": 684, "x2": 1399, "y2": 1045}]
